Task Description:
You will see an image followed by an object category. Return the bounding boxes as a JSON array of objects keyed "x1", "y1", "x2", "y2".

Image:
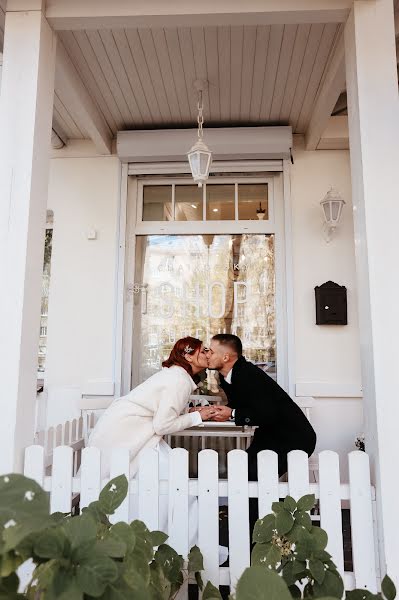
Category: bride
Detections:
[{"x1": 88, "y1": 337, "x2": 228, "y2": 560}]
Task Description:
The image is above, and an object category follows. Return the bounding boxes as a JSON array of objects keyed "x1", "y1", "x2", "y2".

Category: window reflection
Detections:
[
  {"x1": 175, "y1": 185, "x2": 203, "y2": 221},
  {"x1": 133, "y1": 234, "x2": 276, "y2": 384},
  {"x1": 143, "y1": 185, "x2": 173, "y2": 221},
  {"x1": 206, "y1": 185, "x2": 235, "y2": 220}
]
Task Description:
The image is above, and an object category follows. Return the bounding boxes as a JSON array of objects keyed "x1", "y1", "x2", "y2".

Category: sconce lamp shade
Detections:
[
  {"x1": 320, "y1": 188, "x2": 345, "y2": 228},
  {"x1": 187, "y1": 138, "x2": 212, "y2": 187}
]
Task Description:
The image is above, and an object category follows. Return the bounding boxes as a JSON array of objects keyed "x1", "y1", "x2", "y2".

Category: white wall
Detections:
[
  {"x1": 291, "y1": 138, "x2": 363, "y2": 478},
  {"x1": 44, "y1": 142, "x2": 120, "y2": 426},
  {"x1": 42, "y1": 137, "x2": 363, "y2": 478}
]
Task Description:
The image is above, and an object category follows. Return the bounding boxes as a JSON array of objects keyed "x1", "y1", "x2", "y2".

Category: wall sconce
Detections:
[{"x1": 320, "y1": 187, "x2": 345, "y2": 242}]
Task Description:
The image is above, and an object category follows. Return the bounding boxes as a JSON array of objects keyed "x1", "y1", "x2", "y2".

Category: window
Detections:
[
  {"x1": 140, "y1": 180, "x2": 271, "y2": 222},
  {"x1": 38, "y1": 213, "x2": 53, "y2": 374}
]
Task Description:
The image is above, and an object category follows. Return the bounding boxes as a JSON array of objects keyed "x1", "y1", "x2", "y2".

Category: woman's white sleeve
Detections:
[{"x1": 152, "y1": 379, "x2": 203, "y2": 436}]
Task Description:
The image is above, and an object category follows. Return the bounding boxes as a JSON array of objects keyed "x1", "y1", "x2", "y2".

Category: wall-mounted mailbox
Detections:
[{"x1": 315, "y1": 281, "x2": 347, "y2": 325}]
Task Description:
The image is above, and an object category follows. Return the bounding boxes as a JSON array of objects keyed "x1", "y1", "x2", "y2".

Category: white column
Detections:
[
  {"x1": 0, "y1": 9, "x2": 56, "y2": 472},
  {"x1": 345, "y1": 0, "x2": 399, "y2": 584}
]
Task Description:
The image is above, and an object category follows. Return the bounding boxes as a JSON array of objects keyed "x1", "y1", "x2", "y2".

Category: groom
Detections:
[{"x1": 206, "y1": 334, "x2": 316, "y2": 479}]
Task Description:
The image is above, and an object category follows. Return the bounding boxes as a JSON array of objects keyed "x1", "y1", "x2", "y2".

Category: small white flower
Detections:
[
  {"x1": 109, "y1": 484, "x2": 117, "y2": 492},
  {"x1": 3, "y1": 476, "x2": 9, "y2": 483},
  {"x1": 24, "y1": 490, "x2": 35, "y2": 501},
  {"x1": 4, "y1": 519, "x2": 16, "y2": 529}
]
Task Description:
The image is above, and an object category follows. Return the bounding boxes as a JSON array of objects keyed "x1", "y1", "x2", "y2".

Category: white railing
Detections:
[
  {"x1": 33, "y1": 413, "x2": 96, "y2": 472},
  {"x1": 23, "y1": 446, "x2": 378, "y2": 596}
]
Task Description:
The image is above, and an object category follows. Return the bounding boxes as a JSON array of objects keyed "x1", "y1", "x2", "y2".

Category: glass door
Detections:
[{"x1": 132, "y1": 233, "x2": 276, "y2": 385}]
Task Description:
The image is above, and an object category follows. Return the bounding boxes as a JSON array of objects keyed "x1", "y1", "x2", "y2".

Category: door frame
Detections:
[{"x1": 115, "y1": 160, "x2": 295, "y2": 397}]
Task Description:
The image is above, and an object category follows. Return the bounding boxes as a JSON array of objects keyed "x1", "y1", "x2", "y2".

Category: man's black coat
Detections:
[{"x1": 219, "y1": 356, "x2": 317, "y2": 477}]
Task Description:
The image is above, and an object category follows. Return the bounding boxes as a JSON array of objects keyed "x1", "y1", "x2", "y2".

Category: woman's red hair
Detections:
[{"x1": 162, "y1": 337, "x2": 202, "y2": 376}]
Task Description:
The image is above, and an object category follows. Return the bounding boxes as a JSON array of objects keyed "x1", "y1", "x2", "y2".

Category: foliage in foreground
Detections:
[
  {"x1": 0, "y1": 473, "x2": 203, "y2": 599},
  {"x1": 0, "y1": 474, "x2": 395, "y2": 600}
]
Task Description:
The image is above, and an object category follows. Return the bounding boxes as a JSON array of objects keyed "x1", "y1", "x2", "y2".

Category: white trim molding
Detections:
[
  {"x1": 117, "y1": 127, "x2": 292, "y2": 163},
  {"x1": 295, "y1": 382, "x2": 363, "y2": 398}
]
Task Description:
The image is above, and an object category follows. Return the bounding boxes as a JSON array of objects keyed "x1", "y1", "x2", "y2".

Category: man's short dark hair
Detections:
[{"x1": 212, "y1": 334, "x2": 242, "y2": 356}]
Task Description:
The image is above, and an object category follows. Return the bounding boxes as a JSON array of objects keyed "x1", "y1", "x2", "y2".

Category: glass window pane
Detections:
[
  {"x1": 175, "y1": 185, "x2": 203, "y2": 221},
  {"x1": 143, "y1": 185, "x2": 172, "y2": 221},
  {"x1": 206, "y1": 184, "x2": 235, "y2": 220},
  {"x1": 133, "y1": 234, "x2": 276, "y2": 385},
  {"x1": 238, "y1": 184, "x2": 268, "y2": 220}
]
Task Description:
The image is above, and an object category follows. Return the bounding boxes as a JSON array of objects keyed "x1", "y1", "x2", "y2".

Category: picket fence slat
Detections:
[
  {"x1": 168, "y1": 448, "x2": 190, "y2": 556},
  {"x1": 228, "y1": 450, "x2": 250, "y2": 588},
  {"x1": 138, "y1": 448, "x2": 159, "y2": 532},
  {"x1": 349, "y1": 451, "x2": 377, "y2": 592},
  {"x1": 110, "y1": 448, "x2": 130, "y2": 524},
  {"x1": 24, "y1": 445, "x2": 45, "y2": 487},
  {"x1": 288, "y1": 450, "x2": 310, "y2": 500},
  {"x1": 319, "y1": 450, "x2": 344, "y2": 577},
  {"x1": 51, "y1": 446, "x2": 73, "y2": 513},
  {"x1": 257, "y1": 450, "x2": 279, "y2": 518},
  {"x1": 23, "y1": 445, "x2": 379, "y2": 596},
  {"x1": 198, "y1": 450, "x2": 219, "y2": 588},
  {"x1": 80, "y1": 447, "x2": 101, "y2": 509}
]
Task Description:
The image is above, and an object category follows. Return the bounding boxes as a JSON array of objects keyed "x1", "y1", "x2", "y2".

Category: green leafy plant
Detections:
[{"x1": 0, "y1": 473, "x2": 204, "y2": 599}]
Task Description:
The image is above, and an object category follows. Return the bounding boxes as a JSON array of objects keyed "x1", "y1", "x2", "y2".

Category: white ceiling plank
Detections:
[
  {"x1": 218, "y1": 26, "x2": 231, "y2": 122},
  {"x1": 73, "y1": 30, "x2": 124, "y2": 130},
  {"x1": 288, "y1": 23, "x2": 324, "y2": 132},
  {"x1": 125, "y1": 29, "x2": 163, "y2": 123},
  {"x1": 204, "y1": 26, "x2": 220, "y2": 122},
  {"x1": 86, "y1": 30, "x2": 133, "y2": 127},
  {"x1": 259, "y1": 24, "x2": 284, "y2": 121},
  {"x1": 230, "y1": 26, "x2": 244, "y2": 122},
  {"x1": 269, "y1": 24, "x2": 297, "y2": 121},
  {"x1": 52, "y1": 112, "x2": 69, "y2": 143},
  {"x1": 305, "y1": 28, "x2": 345, "y2": 150},
  {"x1": 178, "y1": 28, "x2": 199, "y2": 124},
  {"x1": 296, "y1": 22, "x2": 338, "y2": 133},
  {"x1": 163, "y1": 28, "x2": 192, "y2": 123},
  {"x1": 240, "y1": 26, "x2": 256, "y2": 122},
  {"x1": 59, "y1": 31, "x2": 118, "y2": 134},
  {"x1": 151, "y1": 28, "x2": 183, "y2": 124},
  {"x1": 99, "y1": 29, "x2": 144, "y2": 126},
  {"x1": 190, "y1": 27, "x2": 211, "y2": 120},
  {"x1": 137, "y1": 28, "x2": 173, "y2": 124},
  {"x1": 55, "y1": 43, "x2": 113, "y2": 152},
  {"x1": 46, "y1": 0, "x2": 353, "y2": 30},
  {"x1": 53, "y1": 105, "x2": 74, "y2": 139},
  {"x1": 249, "y1": 26, "x2": 270, "y2": 121},
  {"x1": 53, "y1": 92, "x2": 84, "y2": 139},
  {"x1": 279, "y1": 23, "x2": 311, "y2": 122},
  {"x1": 112, "y1": 29, "x2": 153, "y2": 123},
  {"x1": 161, "y1": 28, "x2": 191, "y2": 124}
]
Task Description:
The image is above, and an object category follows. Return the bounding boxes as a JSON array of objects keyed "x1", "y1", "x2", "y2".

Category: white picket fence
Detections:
[
  {"x1": 23, "y1": 446, "x2": 379, "y2": 595},
  {"x1": 33, "y1": 413, "x2": 96, "y2": 472}
]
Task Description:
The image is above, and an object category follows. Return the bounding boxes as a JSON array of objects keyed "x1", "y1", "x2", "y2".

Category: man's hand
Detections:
[
  {"x1": 210, "y1": 406, "x2": 233, "y2": 422},
  {"x1": 198, "y1": 406, "x2": 218, "y2": 421}
]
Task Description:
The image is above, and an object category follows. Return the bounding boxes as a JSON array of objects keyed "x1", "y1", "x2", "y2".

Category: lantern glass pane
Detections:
[
  {"x1": 143, "y1": 185, "x2": 173, "y2": 221},
  {"x1": 199, "y1": 151, "x2": 210, "y2": 175},
  {"x1": 322, "y1": 202, "x2": 331, "y2": 223},
  {"x1": 188, "y1": 152, "x2": 200, "y2": 177},
  {"x1": 206, "y1": 184, "x2": 235, "y2": 220},
  {"x1": 175, "y1": 185, "x2": 203, "y2": 221},
  {"x1": 331, "y1": 201, "x2": 341, "y2": 222}
]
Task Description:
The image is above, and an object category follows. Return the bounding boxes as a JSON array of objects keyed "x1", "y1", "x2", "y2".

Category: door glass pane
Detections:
[
  {"x1": 238, "y1": 183, "x2": 268, "y2": 220},
  {"x1": 175, "y1": 185, "x2": 203, "y2": 221},
  {"x1": 142, "y1": 185, "x2": 172, "y2": 221},
  {"x1": 206, "y1": 184, "x2": 235, "y2": 220},
  {"x1": 133, "y1": 234, "x2": 276, "y2": 384}
]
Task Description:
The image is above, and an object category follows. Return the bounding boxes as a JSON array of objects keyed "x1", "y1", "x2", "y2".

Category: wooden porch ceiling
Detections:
[{"x1": 55, "y1": 23, "x2": 342, "y2": 139}]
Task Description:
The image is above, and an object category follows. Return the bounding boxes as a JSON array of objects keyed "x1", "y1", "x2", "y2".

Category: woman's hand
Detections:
[{"x1": 198, "y1": 406, "x2": 217, "y2": 421}]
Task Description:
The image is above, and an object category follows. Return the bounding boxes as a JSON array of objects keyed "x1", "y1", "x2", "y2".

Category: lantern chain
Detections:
[{"x1": 197, "y1": 90, "x2": 204, "y2": 139}]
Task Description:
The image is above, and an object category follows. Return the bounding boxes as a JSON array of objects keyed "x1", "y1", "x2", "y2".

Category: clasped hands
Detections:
[{"x1": 189, "y1": 405, "x2": 233, "y2": 422}]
